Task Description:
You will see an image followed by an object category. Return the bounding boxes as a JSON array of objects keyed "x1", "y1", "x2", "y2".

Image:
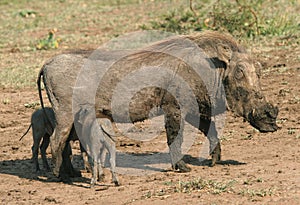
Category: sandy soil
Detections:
[{"x1": 0, "y1": 47, "x2": 299, "y2": 205}]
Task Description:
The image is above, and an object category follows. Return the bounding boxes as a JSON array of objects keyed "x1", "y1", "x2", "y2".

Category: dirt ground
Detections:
[{"x1": 0, "y1": 46, "x2": 299, "y2": 205}]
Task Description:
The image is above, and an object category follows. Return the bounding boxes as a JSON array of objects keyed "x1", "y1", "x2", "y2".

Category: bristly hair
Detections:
[{"x1": 185, "y1": 30, "x2": 246, "y2": 55}]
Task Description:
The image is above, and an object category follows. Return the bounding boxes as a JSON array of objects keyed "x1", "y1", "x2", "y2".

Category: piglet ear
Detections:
[{"x1": 217, "y1": 43, "x2": 232, "y2": 67}]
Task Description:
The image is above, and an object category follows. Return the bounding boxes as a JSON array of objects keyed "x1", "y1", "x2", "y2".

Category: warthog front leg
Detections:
[
  {"x1": 164, "y1": 106, "x2": 190, "y2": 172},
  {"x1": 199, "y1": 118, "x2": 221, "y2": 166},
  {"x1": 210, "y1": 141, "x2": 221, "y2": 166}
]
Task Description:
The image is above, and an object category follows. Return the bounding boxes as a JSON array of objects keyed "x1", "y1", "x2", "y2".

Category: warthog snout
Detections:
[{"x1": 248, "y1": 103, "x2": 279, "y2": 132}]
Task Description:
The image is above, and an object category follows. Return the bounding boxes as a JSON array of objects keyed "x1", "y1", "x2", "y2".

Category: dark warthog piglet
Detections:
[{"x1": 20, "y1": 107, "x2": 91, "y2": 173}]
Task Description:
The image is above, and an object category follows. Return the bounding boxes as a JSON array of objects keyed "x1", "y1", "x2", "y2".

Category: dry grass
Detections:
[
  {"x1": 0, "y1": 0, "x2": 299, "y2": 88},
  {"x1": 0, "y1": 0, "x2": 185, "y2": 88}
]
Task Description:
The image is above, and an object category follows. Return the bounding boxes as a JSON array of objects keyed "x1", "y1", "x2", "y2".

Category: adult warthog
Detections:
[{"x1": 38, "y1": 31, "x2": 278, "y2": 182}]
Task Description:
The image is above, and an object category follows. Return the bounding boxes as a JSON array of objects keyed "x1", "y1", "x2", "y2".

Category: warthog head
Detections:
[
  {"x1": 190, "y1": 31, "x2": 278, "y2": 132},
  {"x1": 220, "y1": 44, "x2": 278, "y2": 132}
]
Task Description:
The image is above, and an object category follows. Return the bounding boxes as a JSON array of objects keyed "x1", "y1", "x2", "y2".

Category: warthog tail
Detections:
[
  {"x1": 37, "y1": 67, "x2": 54, "y2": 134},
  {"x1": 100, "y1": 125, "x2": 116, "y2": 142},
  {"x1": 19, "y1": 124, "x2": 32, "y2": 141}
]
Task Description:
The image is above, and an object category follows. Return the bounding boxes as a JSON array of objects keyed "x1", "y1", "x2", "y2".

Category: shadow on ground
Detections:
[{"x1": 0, "y1": 151, "x2": 246, "y2": 186}]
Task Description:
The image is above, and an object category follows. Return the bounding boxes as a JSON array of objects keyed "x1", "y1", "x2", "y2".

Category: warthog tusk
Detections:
[{"x1": 252, "y1": 108, "x2": 256, "y2": 116}]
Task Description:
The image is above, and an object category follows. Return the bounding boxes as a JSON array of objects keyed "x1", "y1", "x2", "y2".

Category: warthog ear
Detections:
[{"x1": 217, "y1": 44, "x2": 232, "y2": 67}]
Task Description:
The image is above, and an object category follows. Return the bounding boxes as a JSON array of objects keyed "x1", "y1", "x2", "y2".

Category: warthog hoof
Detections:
[
  {"x1": 113, "y1": 180, "x2": 120, "y2": 186},
  {"x1": 98, "y1": 173, "x2": 105, "y2": 182},
  {"x1": 174, "y1": 159, "x2": 191, "y2": 172},
  {"x1": 58, "y1": 173, "x2": 72, "y2": 184},
  {"x1": 90, "y1": 178, "x2": 97, "y2": 187},
  {"x1": 45, "y1": 167, "x2": 52, "y2": 172},
  {"x1": 69, "y1": 169, "x2": 82, "y2": 178},
  {"x1": 53, "y1": 166, "x2": 60, "y2": 177}
]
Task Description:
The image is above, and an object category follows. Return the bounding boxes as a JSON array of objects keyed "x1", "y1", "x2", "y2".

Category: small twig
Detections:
[
  {"x1": 211, "y1": 0, "x2": 221, "y2": 28},
  {"x1": 248, "y1": 7, "x2": 259, "y2": 35},
  {"x1": 189, "y1": 0, "x2": 197, "y2": 17},
  {"x1": 189, "y1": 0, "x2": 202, "y2": 27},
  {"x1": 235, "y1": 0, "x2": 259, "y2": 35}
]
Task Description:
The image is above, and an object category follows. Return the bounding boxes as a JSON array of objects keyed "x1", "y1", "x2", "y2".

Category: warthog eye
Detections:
[{"x1": 235, "y1": 64, "x2": 245, "y2": 80}]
